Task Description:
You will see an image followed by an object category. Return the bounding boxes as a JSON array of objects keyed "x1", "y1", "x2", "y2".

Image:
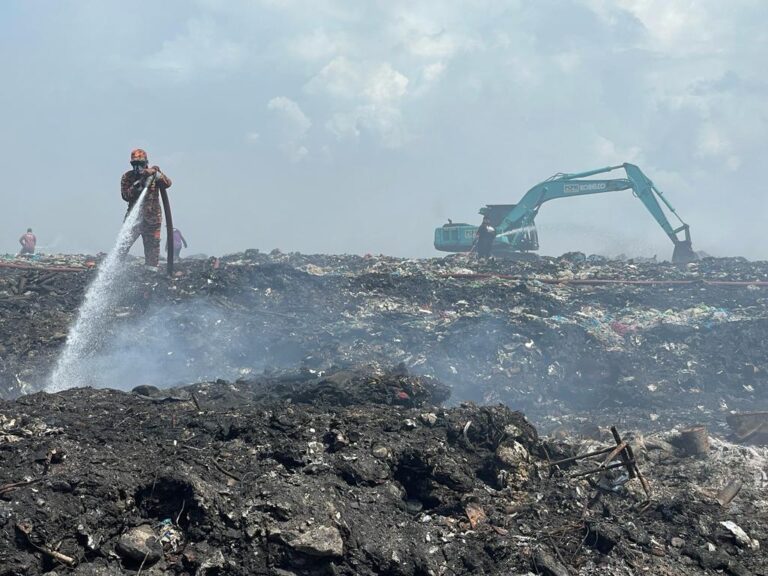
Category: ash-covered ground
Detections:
[{"x1": 0, "y1": 252, "x2": 767, "y2": 575}]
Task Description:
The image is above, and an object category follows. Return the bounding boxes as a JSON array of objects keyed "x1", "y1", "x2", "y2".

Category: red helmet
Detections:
[{"x1": 130, "y1": 148, "x2": 148, "y2": 163}]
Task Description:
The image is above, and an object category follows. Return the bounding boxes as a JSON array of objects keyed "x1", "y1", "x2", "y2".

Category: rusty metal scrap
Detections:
[{"x1": 547, "y1": 426, "x2": 652, "y2": 507}]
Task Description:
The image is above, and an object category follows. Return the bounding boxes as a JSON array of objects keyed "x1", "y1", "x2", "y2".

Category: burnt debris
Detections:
[{"x1": 0, "y1": 251, "x2": 767, "y2": 574}]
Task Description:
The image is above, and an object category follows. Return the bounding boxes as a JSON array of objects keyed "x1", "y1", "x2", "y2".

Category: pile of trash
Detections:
[
  {"x1": 0, "y1": 253, "x2": 98, "y2": 272},
  {"x1": 1, "y1": 366, "x2": 766, "y2": 575},
  {"x1": 1, "y1": 252, "x2": 768, "y2": 425},
  {"x1": 1, "y1": 250, "x2": 768, "y2": 574}
]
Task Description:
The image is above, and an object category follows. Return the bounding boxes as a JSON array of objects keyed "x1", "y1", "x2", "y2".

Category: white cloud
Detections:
[
  {"x1": 327, "y1": 104, "x2": 408, "y2": 148},
  {"x1": 412, "y1": 61, "x2": 446, "y2": 96},
  {"x1": 268, "y1": 97, "x2": 312, "y2": 131},
  {"x1": 305, "y1": 56, "x2": 361, "y2": 99},
  {"x1": 306, "y1": 58, "x2": 408, "y2": 102},
  {"x1": 725, "y1": 156, "x2": 742, "y2": 171},
  {"x1": 326, "y1": 112, "x2": 360, "y2": 140},
  {"x1": 146, "y1": 18, "x2": 243, "y2": 79},
  {"x1": 407, "y1": 30, "x2": 468, "y2": 59},
  {"x1": 695, "y1": 123, "x2": 741, "y2": 170},
  {"x1": 552, "y1": 52, "x2": 582, "y2": 74},
  {"x1": 422, "y1": 62, "x2": 445, "y2": 84},
  {"x1": 288, "y1": 29, "x2": 348, "y2": 62},
  {"x1": 593, "y1": 135, "x2": 643, "y2": 165},
  {"x1": 307, "y1": 58, "x2": 410, "y2": 146},
  {"x1": 387, "y1": 6, "x2": 481, "y2": 59},
  {"x1": 696, "y1": 123, "x2": 730, "y2": 157},
  {"x1": 363, "y1": 64, "x2": 409, "y2": 104},
  {"x1": 267, "y1": 96, "x2": 312, "y2": 161},
  {"x1": 613, "y1": 0, "x2": 712, "y2": 53}
]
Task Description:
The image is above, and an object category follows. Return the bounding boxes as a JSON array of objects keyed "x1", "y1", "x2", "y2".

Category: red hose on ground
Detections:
[
  {"x1": 441, "y1": 272, "x2": 768, "y2": 287},
  {"x1": 0, "y1": 261, "x2": 90, "y2": 273}
]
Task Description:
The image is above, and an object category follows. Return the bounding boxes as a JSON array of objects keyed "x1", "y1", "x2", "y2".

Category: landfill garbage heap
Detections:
[
  {"x1": 1, "y1": 366, "x2": 767, "y2": 575},
  {"x1": 1, "y1": 251, "x2": 767, "y2": 420},
  {"x1": 0, "y1": 251, "x2": 767, "y2": 574}
]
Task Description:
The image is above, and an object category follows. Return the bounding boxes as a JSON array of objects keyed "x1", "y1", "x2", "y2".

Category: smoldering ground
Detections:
[
  {"x1": 26, "y1": 253, "x2": 764, "y2": 429},
  {"x1": 58, "y1": 299, "x2": 269, "y2": 391},
  {"x1": 4, "y1": 255, "x2": 768, "y2": 576}
]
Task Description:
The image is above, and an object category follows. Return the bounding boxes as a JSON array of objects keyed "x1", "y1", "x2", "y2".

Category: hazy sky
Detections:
[{"x1": 2, "y1": 1, "x2": 766, "y2": 259}]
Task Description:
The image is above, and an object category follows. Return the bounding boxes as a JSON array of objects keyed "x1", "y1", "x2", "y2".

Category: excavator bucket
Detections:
[{"x1": 672, "y1": 240, "x2": 696, "y2": 264}]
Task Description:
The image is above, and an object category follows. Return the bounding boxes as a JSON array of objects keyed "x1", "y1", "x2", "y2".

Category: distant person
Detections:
[
  {"x1": 120, "y1": 148, "x2": 172, "y2": 268},
  {"x1": 475, "y1": 216, "x2": 496, "y2": 259},
  {"x1": 18, "y1": 228, "x2": 36, "y2": 256},
  {"x1": 166, "y1": 228, "x2": 188, "y2": 261}
]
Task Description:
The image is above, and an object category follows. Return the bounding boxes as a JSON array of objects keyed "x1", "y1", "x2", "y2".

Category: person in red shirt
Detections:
[
  {"x1": 120, "y1": 149, "x2": 172, "y2": 267},
  {"x1": 18, "y1": 228, "x2": 36, "y2": 256}
]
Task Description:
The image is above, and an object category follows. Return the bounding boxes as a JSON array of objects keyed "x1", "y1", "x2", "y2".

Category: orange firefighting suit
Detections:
[{"x1": 120, "y1": 168, "x2": 172, "y2": 266}]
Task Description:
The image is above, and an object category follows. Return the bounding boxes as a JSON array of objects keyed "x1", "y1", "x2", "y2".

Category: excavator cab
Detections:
[{"x1": 434, "y1": 221, "x2": 475, "y2": 252}]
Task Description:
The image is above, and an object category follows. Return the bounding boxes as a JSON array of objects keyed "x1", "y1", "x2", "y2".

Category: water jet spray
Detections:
[{"x1": 48, "y1": 176, "x2": 156, "y2": 392}]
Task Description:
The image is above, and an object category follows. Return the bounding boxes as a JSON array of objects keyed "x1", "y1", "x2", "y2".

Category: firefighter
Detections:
[
  {"x1": 475, "y1": 216, "x2": 496, "y2": 259},
  {"x1": 120, "y1": 149, "x2": 172, "y2": 268}
]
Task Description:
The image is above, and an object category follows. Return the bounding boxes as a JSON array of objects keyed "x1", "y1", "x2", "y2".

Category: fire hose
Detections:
[
  {"x1": 160, "y1": 187, "x2": 174, "y2": 276},
  {"x1": 137, "y1": 173, "x2": 174, "y2": 276}
]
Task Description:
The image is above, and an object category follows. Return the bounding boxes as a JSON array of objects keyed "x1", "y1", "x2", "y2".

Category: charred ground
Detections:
[{"x1": 0, "y1": 252, "x2": 767, "y2": 574}]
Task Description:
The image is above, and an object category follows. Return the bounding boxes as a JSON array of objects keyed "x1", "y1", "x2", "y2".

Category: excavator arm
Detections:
[
  {"x1": 490, "y1": 163, "x2": 695, "y2": 263},
  {"x1": 621, "y1": 163, "x2": 694, "y2": 263}
]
